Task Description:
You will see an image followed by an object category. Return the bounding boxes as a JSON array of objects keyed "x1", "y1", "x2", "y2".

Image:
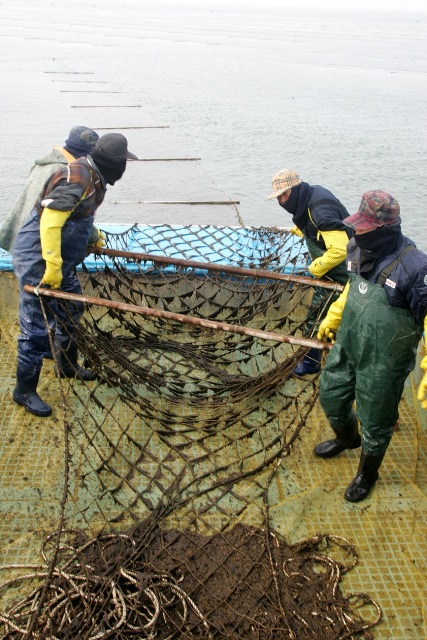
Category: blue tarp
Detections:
[{"x1": 0, "y1": 224, "x2": 309, "y2": 276}]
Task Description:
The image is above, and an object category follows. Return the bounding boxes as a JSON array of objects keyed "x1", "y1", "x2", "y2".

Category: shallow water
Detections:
[{"x1": 1, "y1": 0, "x2": 426, "y2": 248}]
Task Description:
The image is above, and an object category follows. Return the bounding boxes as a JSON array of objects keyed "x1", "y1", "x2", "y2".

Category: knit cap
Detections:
[{"x1": 64, "y1": 126, "x2": 99, "y2": 156}]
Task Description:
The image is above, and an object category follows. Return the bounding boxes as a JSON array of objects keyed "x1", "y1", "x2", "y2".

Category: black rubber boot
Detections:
[
  {"x1": 13, "y1": 366, "x2": 52, "y2": 417},
  {"x1": 55, "y1": 338, "x2": 96, "y2": 381},
  {"x1": 293, "y1": 348, "x2": 321, "y2": 376},
  {"x1": 344, "y1": 451, "x2": 385, "y2": 502},
  {"x1": 314, "y1": 413, "x2": 361, "y2": 458}
]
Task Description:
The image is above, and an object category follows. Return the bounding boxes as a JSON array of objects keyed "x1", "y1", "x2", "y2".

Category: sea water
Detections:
[{"x1": 1, "y1": 0, "x2": 426, "y2": 248}]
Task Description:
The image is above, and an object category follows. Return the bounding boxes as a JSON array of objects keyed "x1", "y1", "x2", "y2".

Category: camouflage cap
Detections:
[
  {"x1": 344, "y1": 190, "x2": 401, "y2": 231},
  {"x1": 266, "y1": 168, "x2": 301, "y2": 200}
]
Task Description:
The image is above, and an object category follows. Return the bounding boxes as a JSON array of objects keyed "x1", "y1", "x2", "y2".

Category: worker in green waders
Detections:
[
  {"x1": 316, "y1": 190, "x2": 427, "y2": 502},
  {"x1": 266, "y1": 168, "x2": 352, "y2": 376}
]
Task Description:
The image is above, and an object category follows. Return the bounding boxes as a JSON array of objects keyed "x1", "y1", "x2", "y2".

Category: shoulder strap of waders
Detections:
[
  {"x1": 53, "y1": 146, "x2": 76, "y2": 163},
  {"x1": 377, "y1": 245, "x2": 416, "y2": 287}
]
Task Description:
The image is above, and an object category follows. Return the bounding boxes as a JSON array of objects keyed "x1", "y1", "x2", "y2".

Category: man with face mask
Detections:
[
  {"x1": 266, "y1": 169, "x2": 352, "y2": 375},
  {"x1": 12, "y1": 133, "x2": 137, "y2": 418},
  {"x1": 316, "y1": 190, "x2": 427, "y2": 502}
]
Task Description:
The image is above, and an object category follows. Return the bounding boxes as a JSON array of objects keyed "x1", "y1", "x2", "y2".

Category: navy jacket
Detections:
[{"x1": 347, "y1": 235, "x2": 427, "y2": 322}]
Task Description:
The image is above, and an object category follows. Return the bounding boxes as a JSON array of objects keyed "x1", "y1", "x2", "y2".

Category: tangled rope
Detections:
[
  {"x1": 0, "y1": 531, "x2": 211, "y2": 639},
  {"x1": 0, "y1": 525, "x2": 381, "y2": 639}
]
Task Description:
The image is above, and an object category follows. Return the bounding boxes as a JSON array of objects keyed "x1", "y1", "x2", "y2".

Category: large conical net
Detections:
[{"x1": 0, "y1": 225, "x2": 380, "y2": 639}]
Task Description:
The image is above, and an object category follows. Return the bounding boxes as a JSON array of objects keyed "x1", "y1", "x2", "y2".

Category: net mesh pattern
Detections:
[{"x1": 0, "y1": 226, "x2": 381, "y2": 639}]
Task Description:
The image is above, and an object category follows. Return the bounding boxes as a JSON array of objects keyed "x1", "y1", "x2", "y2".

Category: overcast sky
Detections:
[
  {"x1": 315, "y1": 0, "x2": 425, "y2": 8},
  {"x1": 239, "y1": 0, "x2": 427, "y2": 10}
]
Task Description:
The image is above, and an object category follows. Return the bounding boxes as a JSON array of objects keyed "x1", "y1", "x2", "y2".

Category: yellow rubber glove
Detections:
[
  {"x1": 417, "y1": 315, "x2": 427, "y2": 409},
  {"x1": 417, "y1": 356, "x2": 427, "y2": 409},
  {"x1": 289, "y1": 226, "x2": 304, "y2": 238},
  {"x1": 317, "y1": 281, "x2": 349, "y2": 342},
  {"x1": 308, "y1": 229, "x2": 349, "y2": 278},
  {"x1": 40, "y1": 208, "x2": 72, "y2": 289},
  {"x1": 95, "y1": 230, "x2": 106, "y2": 248},
  {"x1": 88, "y1": 225, "x2": 106, "y2": 248}
]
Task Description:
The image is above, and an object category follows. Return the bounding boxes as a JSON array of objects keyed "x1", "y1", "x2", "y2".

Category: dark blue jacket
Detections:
[
  {"x1": 298, "y1": 185, "x2": 352, "y2": 250},
  {"x1": 347, "y1": 235, "x2": 427, "y2": 322}
]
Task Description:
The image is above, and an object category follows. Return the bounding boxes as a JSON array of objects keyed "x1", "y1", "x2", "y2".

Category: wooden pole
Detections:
[
  {"x1": 71, "y1": 105, "x2": 142, "y2": 108},
  {"x1": 90, "y1": 246, "x2": 344, "y2": 292},
  {"x1": 110, "y1": 200, "x2": 240, "y2": 205},
  {"x1": 93, "y1": 126, "x2": 170, "y2": 129},
  {"x1": 132, "y1": 158, "x2": 201, "y2": 161},
  {"x1": 24, "y1": 285, "x2": 331, "y2": 351}
]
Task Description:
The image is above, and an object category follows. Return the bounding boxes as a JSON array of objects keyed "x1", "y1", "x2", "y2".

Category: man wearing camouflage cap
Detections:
[
  {"x1": 267, "y1": 169, "x2": 352, "y2": 376},
  {"x1": 316, "y1": 190, "x2": 427, "y2": 502},
  {"x1": 0, "y1": 126, "x2": 100, "y2": 253}
]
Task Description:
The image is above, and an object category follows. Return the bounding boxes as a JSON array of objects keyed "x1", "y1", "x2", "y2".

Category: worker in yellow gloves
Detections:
[
  {"x1": 12, "y1": 133, "x2": 137, "y2": 417},
  {"x1": 266, "y1": 169, "x2": 352, "y2": 376},
  {"x1": 0, "y1": 126, "x2": 99, "y2": 253},
  {"x1": 316, "y1": 190, "x2": 427, "y2": 502}
]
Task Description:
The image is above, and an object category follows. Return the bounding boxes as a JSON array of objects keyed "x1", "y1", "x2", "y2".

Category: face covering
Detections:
[
  {"x1": 354, "y1": 224, "x2": 401, "y2": 259},
  {"x1": 90, "y1": 150, "x2": 127, "y2": 185},
  {"x1": 279, "y1": 186, "x2": 300, "y2": 214}
]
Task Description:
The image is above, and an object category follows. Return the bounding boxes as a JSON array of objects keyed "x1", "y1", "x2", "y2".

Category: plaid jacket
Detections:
[{"x1": 35, "y1": 157, "x2": 106, "y2": 220}]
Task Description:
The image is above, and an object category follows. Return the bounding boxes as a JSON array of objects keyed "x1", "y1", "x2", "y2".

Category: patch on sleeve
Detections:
[{"x1": 385, "y1": 278, "x2": 396, "y2": 289}]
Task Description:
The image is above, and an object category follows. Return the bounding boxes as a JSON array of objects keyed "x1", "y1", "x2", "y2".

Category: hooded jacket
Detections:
[{"x1": 0, "y1": 147, "x2": 75, "y2": 252}]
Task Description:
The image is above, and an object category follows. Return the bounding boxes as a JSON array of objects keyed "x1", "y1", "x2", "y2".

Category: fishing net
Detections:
[{"x1": 0, "y1": 225, "x2": 381, "y2": 639}]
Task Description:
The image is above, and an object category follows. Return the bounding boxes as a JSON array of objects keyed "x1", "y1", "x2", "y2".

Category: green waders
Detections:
[{"x1": 319, "y1": 273, "x2": 423, "y2": 500}]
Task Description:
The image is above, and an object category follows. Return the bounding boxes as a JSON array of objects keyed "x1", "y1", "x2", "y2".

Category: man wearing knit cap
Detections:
[
  {"x1": 12, "y1": 132, "x2": 137, "y2": 418},
  {"x1": 0, "y1": 126, "x2": 99, "y2": 253},
  {"x1": 267, "y1": 169, "x2": 352, "y2": 376},
  {"x1": 316, "y1": 190, "x2": 427, "y2": 502}
]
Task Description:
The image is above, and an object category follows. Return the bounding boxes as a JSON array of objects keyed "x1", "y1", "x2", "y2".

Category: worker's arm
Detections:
[
  {"x1": 417, "y1": 315, "x2": 427, "y2": 410},
  {"x1": 317, "y1": 281, "x2": 350, "y2": 343},
  {"x1": 308, "y1": 229, "x2": 349, "y2": 278},
  {"x1": 40, "y1": 208, "x2": 72, "y2": 289}
]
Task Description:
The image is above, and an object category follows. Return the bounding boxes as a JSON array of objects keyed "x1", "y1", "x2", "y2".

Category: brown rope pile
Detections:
[
  {"x1": 0, "y1": 226, "x2": 381, "y2": 638},
  {"x1": 0, "y1": 518, "x2": 380, "y2": 639}
]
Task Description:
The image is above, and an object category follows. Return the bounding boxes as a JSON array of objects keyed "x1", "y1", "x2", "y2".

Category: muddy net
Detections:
[{"x1": 0, "y1": 225, "x2": 381, "y2": 638}]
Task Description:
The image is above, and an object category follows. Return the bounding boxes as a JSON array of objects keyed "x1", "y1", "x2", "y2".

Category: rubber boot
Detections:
[
  {"x1": 55, "y1": 338, "x2": 96, "y2": 381},
  {"x1": 13, "y1": 366, "x2": 52, "y2": 417},
  {"x1": 293, "y1": 348, "x2": 321, "y2": 376},
  {"x1": 314, "y1": 413, "x2": 361, "y2": 458},
  {"x1": 344, "y1": 451, "x2": 385, "y2": 502}
]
